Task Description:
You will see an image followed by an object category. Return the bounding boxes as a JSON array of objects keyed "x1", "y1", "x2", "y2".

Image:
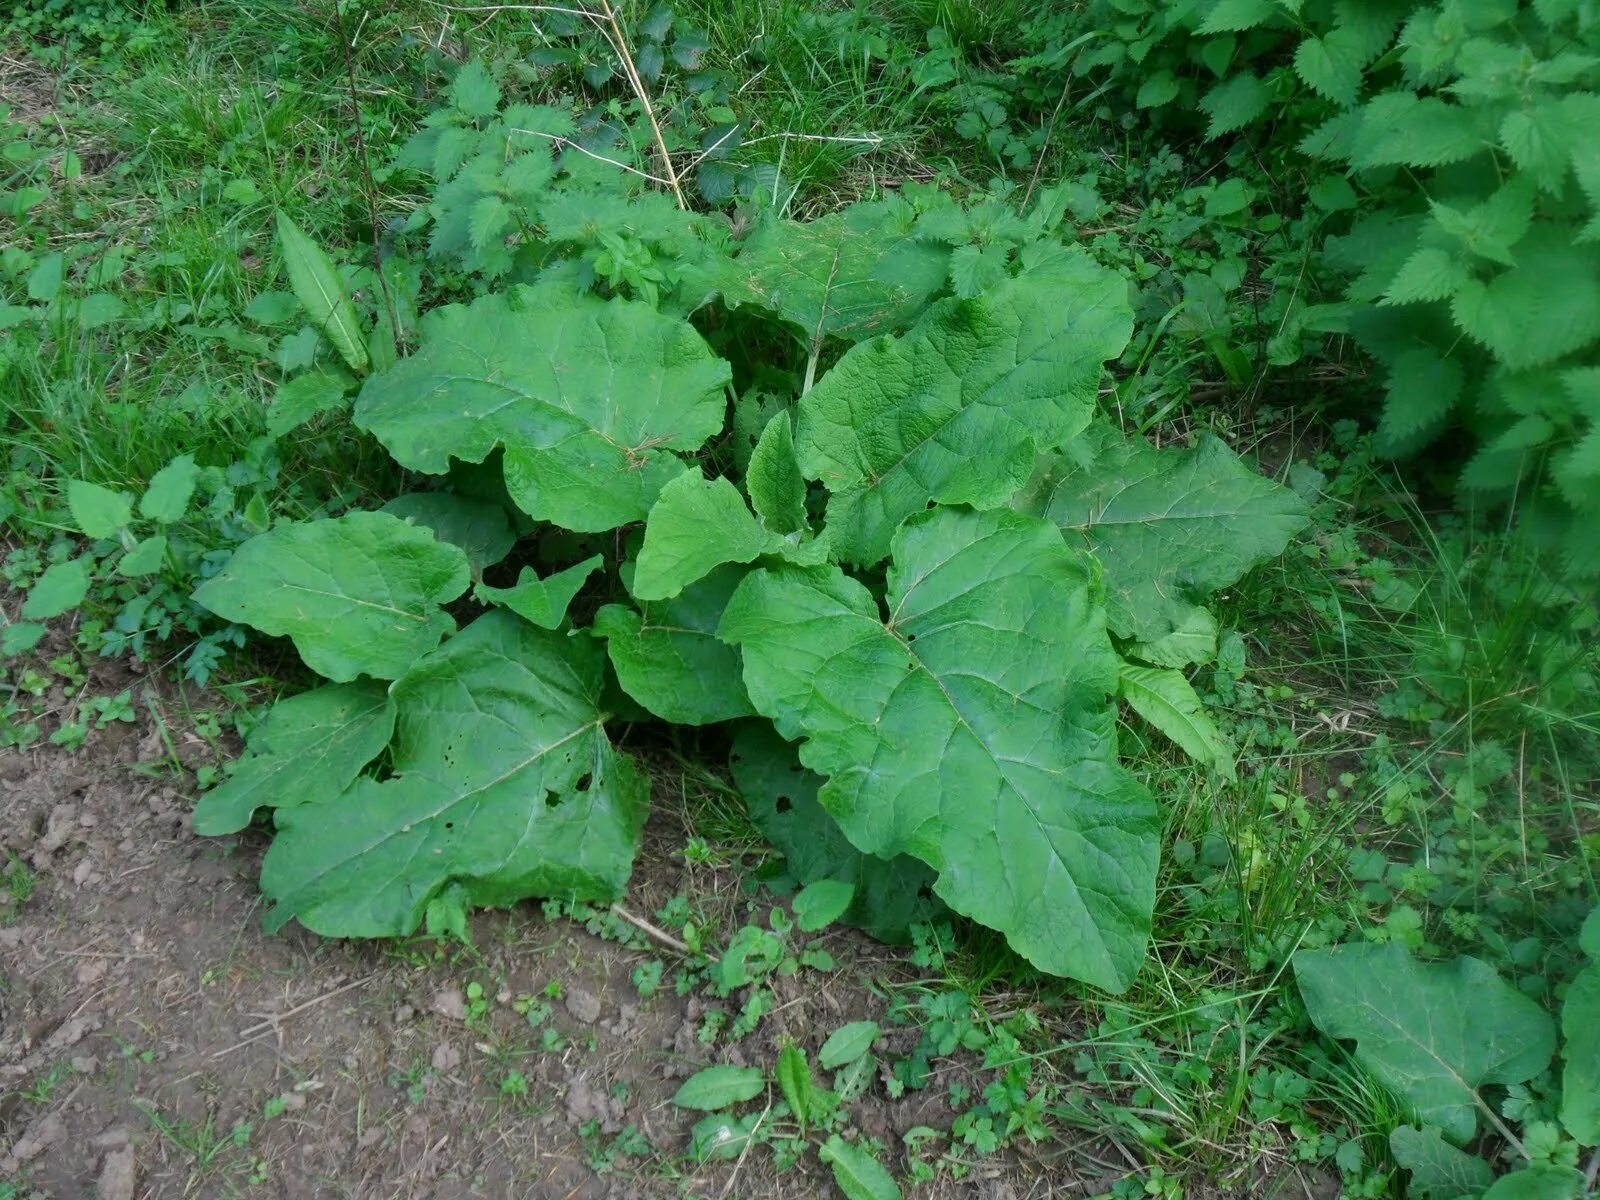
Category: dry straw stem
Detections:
[{"x1": 433, "y1": 1, "x2": 686, "y2": 208}]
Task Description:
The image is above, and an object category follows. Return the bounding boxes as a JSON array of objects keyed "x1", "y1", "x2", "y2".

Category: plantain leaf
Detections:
[
  {"x1": 820, "y1": 1134, "x2": 902, "y2": 1200},
  {"x1": 672, "y1": 1064, "x2": 766, "y2": 1111},
  {"x1": 1118, "y1": 663, "x2": 1235, "y2": 778},
  {"x1": 276, "y1": 211, "x2": 368, "y2": 374}
]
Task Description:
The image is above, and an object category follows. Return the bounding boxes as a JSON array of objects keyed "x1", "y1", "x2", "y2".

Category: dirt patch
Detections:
[
  {"x1": 0, "y1": 648, "x2": 1124, "y2": 1199},
  {"x1": 0, "y1": 55, "x2": 58, "y2": 125}
]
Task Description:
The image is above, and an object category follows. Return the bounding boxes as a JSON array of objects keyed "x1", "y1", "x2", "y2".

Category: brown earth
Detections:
[{"x1": 0, "y1": 647, "x2": 1131, "y2": 1200}]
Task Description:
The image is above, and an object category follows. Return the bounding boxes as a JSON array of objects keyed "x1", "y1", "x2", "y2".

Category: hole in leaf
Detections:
[
  {"x1": 545, "y1": 793, "x2": 563, "y2": 809},
  {"x1": 575, "y1": 773, "x2": 593, "y2": 792},
  {"x1": 775, "y1": 794, "x2": 792, "y2": 813}
]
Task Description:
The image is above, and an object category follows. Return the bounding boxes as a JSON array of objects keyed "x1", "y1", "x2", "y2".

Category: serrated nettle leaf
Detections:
[
  {"x1": 192, "y1": 681, "x2": 395, "y2": 835},
  {"x1": 139, "y1": 454, "x2": 199, "y2": 524},
  {"x1": 1294, "y1": 944, "x2": 1556, "y2": 1142},
  {"x1": 67, "y1": 479, "x2": 132, "y2": 539},
  {"x1": 117, "y1": 534, "x2": 168, "y2": 578},
  {"x1": 1018, "y1": 424, "x2": 1308, "y2": 643},
  {"x1": 1380, "y1": 245, "x2": 1470, "y2": 306},
  {"x1": 1388, "y1": 1126, "x2": 1493, "y2": 1200},
  {"x1": 818, "y1": 1021, "x2": 880, "y2": 1070},
  {"x1": 1451, "y1": 229, "x2": 1600, "y2": 371},
  {"x1": 475, "y1": 557, "x2": 600, "y2": 630},
  {"x1": 22, "y1": 557, "x2": 92, "y2": 620},
  {"x1": 267, "y1": 370, "x2": 355, "y2": 439},
  {"x1": 192, "y1": 511, "x2": 471, "y2": 682},
  {"x1": 1350, "y1": 93, "x2": 1489, "y2": 168},
  {"x1": 720, "y1": 200, "x2": 948, "y2": 351},
  {"x1": 1377, "y1": 347, "x2": 1464, "y2": 456},
  {"x1": 721, "y1": 506, "x2": 1159, "y2": 991},
  {"x1": 820, "y1": 1134, "x2": 902, "y2": 1200},
  {"x1": 672, "y1": 1064, "x2": 766, "y2": 1111},
  {"x1": 275, "y1": 212, "x2": 367, "y2": 374},
  {"x1": 593, "y1": 565, "x2": 754, "y2": 725},
  {"x1": 354, "y1": 288, "x2": 730, "y2": 531},
  {"x1": 0, "y1": 622, "x2": 46, "y2": 658},
  {"x1": 797, "y1": 260, "x2": 1132, "y2": 566},
  {"x1": 260, "y1": 611, "x2": 647, "y2": 935},
  {"x1": 1118, "y1": 663, "x2": 1235, "y2": 778},
  {"x1": 1200, "y1": 71, "x2": 1270, "y2": 137},
  {"x1": 746, "y1": 411, "x2": 808, "y2": 535},
  {"x1": 792, "y1": 878, "x2": 855, "y2": 931}
]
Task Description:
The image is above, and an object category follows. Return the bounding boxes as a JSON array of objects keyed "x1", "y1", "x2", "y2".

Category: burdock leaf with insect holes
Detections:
[
  {"x1": 796, "y1": 259, "x2": 1132, "y2": 566},
  {"x1": 1016, "y1": 422, "x2": 1309, "y2": 644},
  {"x1": 1294, "y1": 943, "x2": 1557, "y2": 1143},
  {"x1": 192, "y1": 511, "x2": 471, "y2": 682},
  {"x1": 191, "y1": 682, "x2": 396, "y2": 835},
  {"x1": 352, "y1": 286, "x2": 730, "y2": 531},
  {"x1": 720, "y1": 506, "x2": 1159, "y2": 992},
  {"x1": 258, "y1": 611, "x2": 647, "y2": 937},
  {"x1": 729, "y1": 721, "x2": 943, "y2": 944}
]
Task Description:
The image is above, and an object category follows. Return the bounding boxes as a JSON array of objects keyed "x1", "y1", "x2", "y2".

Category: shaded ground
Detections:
[{"x1": 0, "y1": 646, "x2": 1128, "y2": 1199}]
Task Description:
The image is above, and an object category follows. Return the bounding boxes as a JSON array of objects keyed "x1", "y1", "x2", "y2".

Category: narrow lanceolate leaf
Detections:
[
  {"x1": 776, "y1": 1044, "x2": 815, "y2": 1130},
  {"x1": 21, "y1": 558, "x2": 92, "y2": 620},
  {"x1": 729, "y1": 721, "x2": 944, "y2": 944},
  {"x1": 672, "y1": 1064, "x2": 765, "y2": 1111},
  {"x1": 1017, "y1": 424, "x2": 1309, "y2": 643},
  {"x1": 820, "y1": 1135, "x2": 902, "y2": 1200},
  {"x1": 720, "y1": 507, "x2": 1159, "y2": 991},
  {"x1": 276, "y1": 211, "x2": 368, "y2": 374},
  {"x1": 720, "y1": 200, "x2": 948, "y2": 350},
  {"x1": 191, "y1": 682, "x2": 395, "y2": 835},
  {"x1": 797, "y1": 257, "x2": 1132, "y2": 565},
  {"x1": 593, "y1": 565, "x2": 754, "y2": 725},
  {"x1": 1118, "y1": 664, "x2": 1235, "y2": 779},
  {"x1": 746, "y1": 411, "x2": 808, "y2": 535},
  {"x1": 67, "y1": 479, "x2": 132, "y2": 538},
  {"x1": 353, "y1": 287, "x2": 730, "y2": 531},
  {"x1": 192, "y1": 511, "x2": 471, "y2": 682},
  {"x1": 260, "y1": 612, "x2": 647, "y2": 936},
  {"x1": 1294, "y1": 944, "x2": 1557, "y2": 1143},
  {"x1": 475, "y1": 556, "x2": 601, "y2": 629}
]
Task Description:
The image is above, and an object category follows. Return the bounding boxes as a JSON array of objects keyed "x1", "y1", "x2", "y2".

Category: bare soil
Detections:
[{"x1": 0, "y1": 649, "x2": 1117, "y2": 1199}]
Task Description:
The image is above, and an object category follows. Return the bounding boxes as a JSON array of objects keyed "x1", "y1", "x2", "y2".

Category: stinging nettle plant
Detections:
[{"x1": 186, "y1": 63, "x2": 1308, "y2": 994}]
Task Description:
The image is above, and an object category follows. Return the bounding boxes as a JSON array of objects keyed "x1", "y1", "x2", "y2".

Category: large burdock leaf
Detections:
[
  {"x1": 192, "y1": 511, "x2": 471, "y2": 682},
  {"x1": 796, "y1": 257, "x2": 1131, "y2": 565},
  {"x1": 260, "y1": 611, "x2": 647, "y2": 936},
  {"x1": 1388, "y1": 1126, "x2": 1493, "y2": 1200},
  {"x1": 1018, "y1": 424, "x2": 1309, "y2": 643},
  {"x1": 592, "y1": 565, "x2": 755, "y2": 725},
  {"x1": 720, "y1": 201, "x2": 948, "y2": 352},
  {"x1": 729, "y1": 722, "x2": 943, "y2": 944},
  {"x1": 719, "y1": 506, "x2": 1159, "y2": 991},
  {"x1": 353, "y1": 286, "x2": 730, "y2": 530},
  {"x1": 1560, "y1": 907, "x2": 1600, "y2": 1143},
  {"x1": 192, "y1": 682, "x2": 395, "y2": 835},
  {"x1": 1293, "y1": 944, "x2": 1557, "y2": 1143}
]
